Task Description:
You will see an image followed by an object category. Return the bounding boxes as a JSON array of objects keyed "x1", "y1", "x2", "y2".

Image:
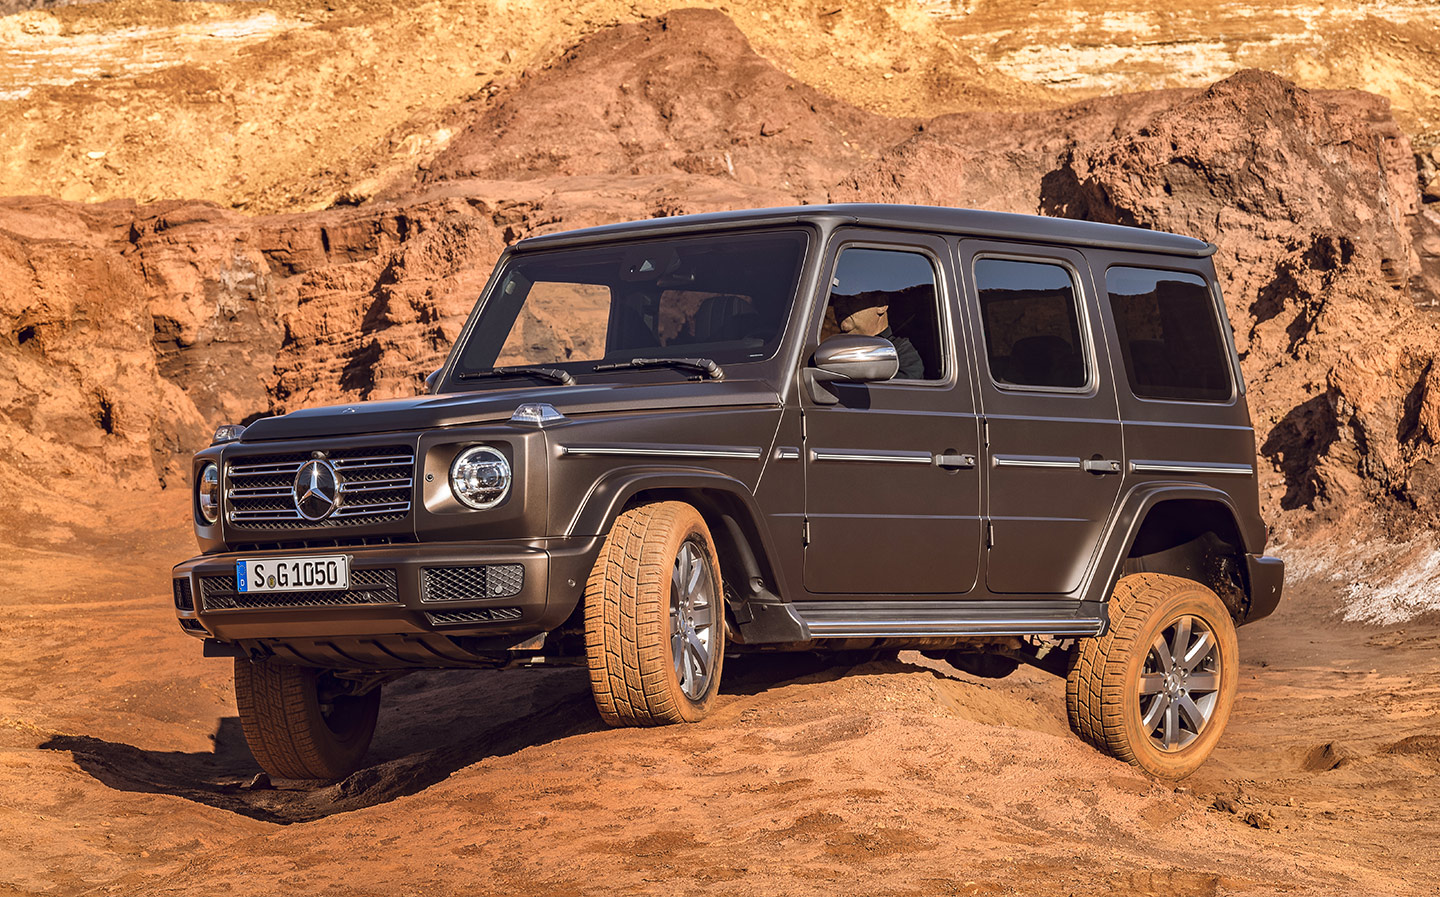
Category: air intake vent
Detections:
[
  {"x1": 422, "y1": 565, "x2": 525, "y2": 602},
  {"x1": 226, "y1": 445, "x2": 416, "y2": 530},
  {"x1": 199, "y1": 568, "x2": 399, "y2": 611},
  {"x1": 173, "y1": 578, "x2": 194, "y2": 612},
  {"x1": 426, "y1": 607, "x2": 523, "y2": 626}
]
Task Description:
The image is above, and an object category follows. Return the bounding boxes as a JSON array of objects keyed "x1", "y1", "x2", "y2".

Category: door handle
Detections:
[
  {"x1": 936, "y1": 453, "x2": 976, "y2": 470},
  {"x1": 1083, "y1": 458, "x2": 1122, "y2": 474}
]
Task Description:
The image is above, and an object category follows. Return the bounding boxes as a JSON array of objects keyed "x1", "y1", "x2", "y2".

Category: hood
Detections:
[{"x1": 238, "y1": 379, "x2": 783, "y2": 442}]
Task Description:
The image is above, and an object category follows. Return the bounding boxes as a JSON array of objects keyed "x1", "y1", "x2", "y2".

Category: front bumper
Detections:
[{"x1": 171, "y1": 537, "x2": 601, "y2": 668}]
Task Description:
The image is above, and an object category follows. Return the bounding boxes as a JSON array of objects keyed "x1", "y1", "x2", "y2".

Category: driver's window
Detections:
[{"x1": 823, "y1": 248, "x2": 944, "y2": 381}]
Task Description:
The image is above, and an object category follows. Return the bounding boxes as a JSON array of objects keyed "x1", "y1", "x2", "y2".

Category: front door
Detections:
[
  {"x1": 801, "y1": 230, "x2": 982, "y2": 595},
  {"x1": 957, "y1": 241, "x2": 1125, "y2": 594}
]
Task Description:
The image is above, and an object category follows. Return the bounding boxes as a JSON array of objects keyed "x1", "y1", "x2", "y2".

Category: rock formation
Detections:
[{"x1": 3, "y1": 9, "x2": 1439, "y2": 537}]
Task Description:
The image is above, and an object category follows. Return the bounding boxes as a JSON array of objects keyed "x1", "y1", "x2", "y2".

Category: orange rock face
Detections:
[{"x1": 2, "y1": 10, "x2": 1439, "y2": 538}]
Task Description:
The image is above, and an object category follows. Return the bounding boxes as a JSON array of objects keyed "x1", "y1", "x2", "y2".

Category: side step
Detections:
[{"x1": 789, "y1": 600, "x2": 1106, "y2": 639}]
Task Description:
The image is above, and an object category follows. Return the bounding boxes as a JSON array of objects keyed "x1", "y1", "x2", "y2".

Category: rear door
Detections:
[
  {"x1": 801, "y1": 229, "x2": 982, "y2": 596},
  {"x1": 957, "y1": 241, "x2": 1125, "y2": 594}
]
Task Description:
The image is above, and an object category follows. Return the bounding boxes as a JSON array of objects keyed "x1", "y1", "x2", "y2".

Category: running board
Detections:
[{"x1": 790, "y1": 600, "x2": 1106, "y2": 639}]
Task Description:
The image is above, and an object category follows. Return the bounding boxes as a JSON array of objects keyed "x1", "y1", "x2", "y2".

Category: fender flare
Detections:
[
  {"x1": 566, "y1": 464, "x2": 792, "y2": 604},
  {"x1": 1082, "y1": 482, "x2": 1254, "y2": 608}
]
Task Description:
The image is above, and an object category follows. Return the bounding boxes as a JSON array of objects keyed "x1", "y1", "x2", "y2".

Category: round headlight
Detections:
[
  {"x1": 197, "y1": 462, "x2": 220, "y2": 524},
  {"x1": 449, "y1": 446, "x2": 511, "y2": 510}
]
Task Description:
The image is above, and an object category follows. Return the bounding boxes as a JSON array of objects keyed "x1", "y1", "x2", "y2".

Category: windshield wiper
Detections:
[
  {"x1": 455, "y1": 366, "x2": 576, "y2": 385},
  {"x1": 592, "y1": 357, "x2": 726, "y2": 381}
]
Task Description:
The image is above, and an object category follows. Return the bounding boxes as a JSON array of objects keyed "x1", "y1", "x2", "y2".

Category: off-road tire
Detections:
[
  {"x1": 233, "y1": 659, "x2": 381, "y2": 781},
  {"x1": 1066, "y1": 573, "x2": 1239, "y2": 779},
  {"x1": 584, "y1": 501, "x2": 725, "y2": 726}
]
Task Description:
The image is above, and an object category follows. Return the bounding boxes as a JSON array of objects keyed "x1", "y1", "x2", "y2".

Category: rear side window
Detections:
[
  {"x1": 975, "y1": 258, "x2": 1087, "y2": 389},
  {"x1": 1106, "y1": 267, "x2": 1232, "y2": 402}
]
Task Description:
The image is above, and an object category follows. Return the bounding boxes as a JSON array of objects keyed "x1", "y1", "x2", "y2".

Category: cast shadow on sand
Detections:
[
  {"x1": 40, "y1": 654, "x2": 915, "y2": 823},
  {"x1": 40, "y1": 667, "x2": 601, "y2": 824}
]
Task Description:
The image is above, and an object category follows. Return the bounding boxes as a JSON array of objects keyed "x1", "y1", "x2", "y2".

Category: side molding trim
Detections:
[{"x1": 559, "y1": 444, "x2": 764, "y2": 460}]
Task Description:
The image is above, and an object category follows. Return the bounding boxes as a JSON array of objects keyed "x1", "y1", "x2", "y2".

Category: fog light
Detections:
[
  {"x1": 449, "y1": 446, "x2": 511, "y2": 510},
  {"x1": 197, "y1": 462, "x2": 220, "y2": 524}
]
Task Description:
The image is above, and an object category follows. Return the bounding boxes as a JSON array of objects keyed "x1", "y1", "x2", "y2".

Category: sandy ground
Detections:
[{"x1": 0, "y1": 488, "x2": 1435, "y2": 896}]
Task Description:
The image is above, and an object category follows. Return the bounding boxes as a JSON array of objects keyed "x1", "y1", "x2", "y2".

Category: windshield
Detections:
[{"x1": 450, "y1": 229, "x2": 810, "y2": 382}]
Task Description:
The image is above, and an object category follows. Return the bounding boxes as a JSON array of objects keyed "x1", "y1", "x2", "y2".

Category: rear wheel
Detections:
[
  {"x1": 234, "y1": 660, "x2": 381, "y2": 781},
  {"x1": 584, "y1": 501, "x2": 725, "y2": 726},
  {"x1": 1066, "y1": 573, "x2": 1238, "y2": 779}
]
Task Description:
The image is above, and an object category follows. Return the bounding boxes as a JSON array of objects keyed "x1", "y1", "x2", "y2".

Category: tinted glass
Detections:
[
  {"x1": 822, "y1": 248, "x2": 944, "y2": 380},
  {"x1": 1106, "y1": 267, "x2": 1232, "y2": 402},
  {"x1": 453, "y1": 230, "x2": 808, "y2": 378},
  {"x1": 975, "y1": 258, "x2": 1087, "y2": 389}
]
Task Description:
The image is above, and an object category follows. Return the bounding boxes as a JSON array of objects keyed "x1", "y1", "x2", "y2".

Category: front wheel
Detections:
[
  {"x1": 584, "y1": 501, "x2": 726, "y2": 726},
  {"x1": 1066, "y1": 573, "x2": 1239, "y2": 779},
  {"x1": 233, "y1": 660, "x2": 381, "y2": 781}
]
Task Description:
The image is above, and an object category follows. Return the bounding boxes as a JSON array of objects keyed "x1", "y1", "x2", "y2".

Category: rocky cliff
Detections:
[{"x1": 3, "y1": 9, "x2": 1439, "y2": 539}]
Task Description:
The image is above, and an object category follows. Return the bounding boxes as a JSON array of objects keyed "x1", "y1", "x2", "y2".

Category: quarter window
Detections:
[
  {"x1": 1106, "y1": 267, "x2": 1232, "y2": 402},
  {"x1": 822, "y1": 248, "x2": 944, "y2": 381},
  {"x1": 975, "y1": 258, "x2": 1088, "y2": 389}
]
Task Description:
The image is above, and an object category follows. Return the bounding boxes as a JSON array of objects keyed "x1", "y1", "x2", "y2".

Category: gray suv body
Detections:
[{"x1": 172, "y1": 204, "x2": 1283, "y2": 781}]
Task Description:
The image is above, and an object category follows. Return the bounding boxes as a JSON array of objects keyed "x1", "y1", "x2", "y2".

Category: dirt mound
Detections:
[
  {"x1": 1382, "y1": 734, "x2": 1440, "y2": 762},
  {"x1": 409, "y1": 9, "x2": 913, "y2": 202}
]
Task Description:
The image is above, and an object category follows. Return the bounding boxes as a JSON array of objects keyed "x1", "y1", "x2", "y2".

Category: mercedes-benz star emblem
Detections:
[{"x1": 293, "y1": 459, "x2": 342, "y2": 521}]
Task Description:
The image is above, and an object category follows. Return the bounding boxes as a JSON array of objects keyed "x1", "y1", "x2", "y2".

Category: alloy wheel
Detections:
[
  {"x1": 1138, "y1": 614, "x2": 1221, "y2": 751},
  {"x1": 670, "y1": 537, "x2": 717, "y2": 701}
]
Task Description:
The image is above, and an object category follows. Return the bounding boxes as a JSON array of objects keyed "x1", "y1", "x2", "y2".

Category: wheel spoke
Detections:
[
  {"x1": 1182, "y1": 631, "x2": 1215, "y2": 671},
  {"x1": 1169, "y1": 616, "x2": 1193, "y2": 663},
  {"x1": 672, "y1": 629, "x2": 687, "y2": 680},
  {"x1": 1149, "y1": 634, "x2": 1174, "y2": 673},
  {"x1": 686, "y1": 628, "x2": 709, "y2": 667},
  {"x1": 691, "y1": 566, "x2": 712, "y2": 609},
  {"x1": 1141, "y1": 694, "x2": 1169, "y2": 731},
  {"x1": 686, "y1": 553, "x2": 704, "y2": 597},
  {"x1": 1187, "y1": 672, "x2": 1219, "y2": 693},
  {"x1": 1176, "y1": 694, "x2": 1207, "y2": 733},
  {"x1": 1164, "y1": 700, "x2": 1181, "y2": 748},
  {"x1": 672, "y1": 556, "x2": 686, "y2": 601},
  {"x1": 684, "y1": 635, "x2": 704, "y2": 685},
  {"x1": 1139, "y1": 673, "x2": 1166, "y2": 695}
]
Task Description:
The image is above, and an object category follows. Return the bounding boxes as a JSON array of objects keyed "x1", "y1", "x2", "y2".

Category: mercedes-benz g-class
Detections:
[{"x1": 172, "y1": 204, "x2": 1284, "y2": 781}]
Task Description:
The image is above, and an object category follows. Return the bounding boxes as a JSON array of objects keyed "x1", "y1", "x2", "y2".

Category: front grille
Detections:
[
  {"x1": 226, "y1": 445, "x2": 415, "y2": 530},
  {"x1": 173, "y1": 578, "x2": 194, "y2": 612},
  {"x1": 426, "y1": 608, "x2": 523, "y2": 626},
  {"x1": 199, "y1": 568, "x2": 399, "y2": 611},
  {"x1": 422, "y1": 565, "x2": 525, "y2": 602},
  {"x1": 230, "y1": 534, "x2": 419, "y2": 553}
]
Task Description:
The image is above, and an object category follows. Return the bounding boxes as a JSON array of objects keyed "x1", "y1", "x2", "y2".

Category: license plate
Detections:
[{"x1": 237, "y1": 555, "x2": 349, "y2": 593}]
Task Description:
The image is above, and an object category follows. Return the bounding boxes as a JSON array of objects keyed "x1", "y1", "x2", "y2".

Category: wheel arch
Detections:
[
  {"x1": 567, "y1": 467, "x2": 789, "y2": 613},
  {"x1": 1089, "y1": 485, "x2": 1259, "y2": 622}
]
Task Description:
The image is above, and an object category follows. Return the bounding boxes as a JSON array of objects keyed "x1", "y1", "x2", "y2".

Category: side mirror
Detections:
[
  {"x1": 424, "y1": 368, "x2": 442, "y2": 393},
  {"x1": 805, "y1": 335, "x2": 898, "y2": 405}
]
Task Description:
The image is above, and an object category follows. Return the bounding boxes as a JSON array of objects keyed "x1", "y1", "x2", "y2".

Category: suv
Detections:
[{"x1": 172, "y1": 204, "x2": 1283, "y2": 781}]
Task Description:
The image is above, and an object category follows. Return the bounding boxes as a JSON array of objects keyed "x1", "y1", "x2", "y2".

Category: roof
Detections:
[{"x1": 512, "y1": 203, "x2": 1216, "y2": 258}]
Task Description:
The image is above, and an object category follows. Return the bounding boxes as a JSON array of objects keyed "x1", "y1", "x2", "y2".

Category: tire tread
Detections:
[{"x1": 584, "y1": 501, "x2": 721, "y2": 726}]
